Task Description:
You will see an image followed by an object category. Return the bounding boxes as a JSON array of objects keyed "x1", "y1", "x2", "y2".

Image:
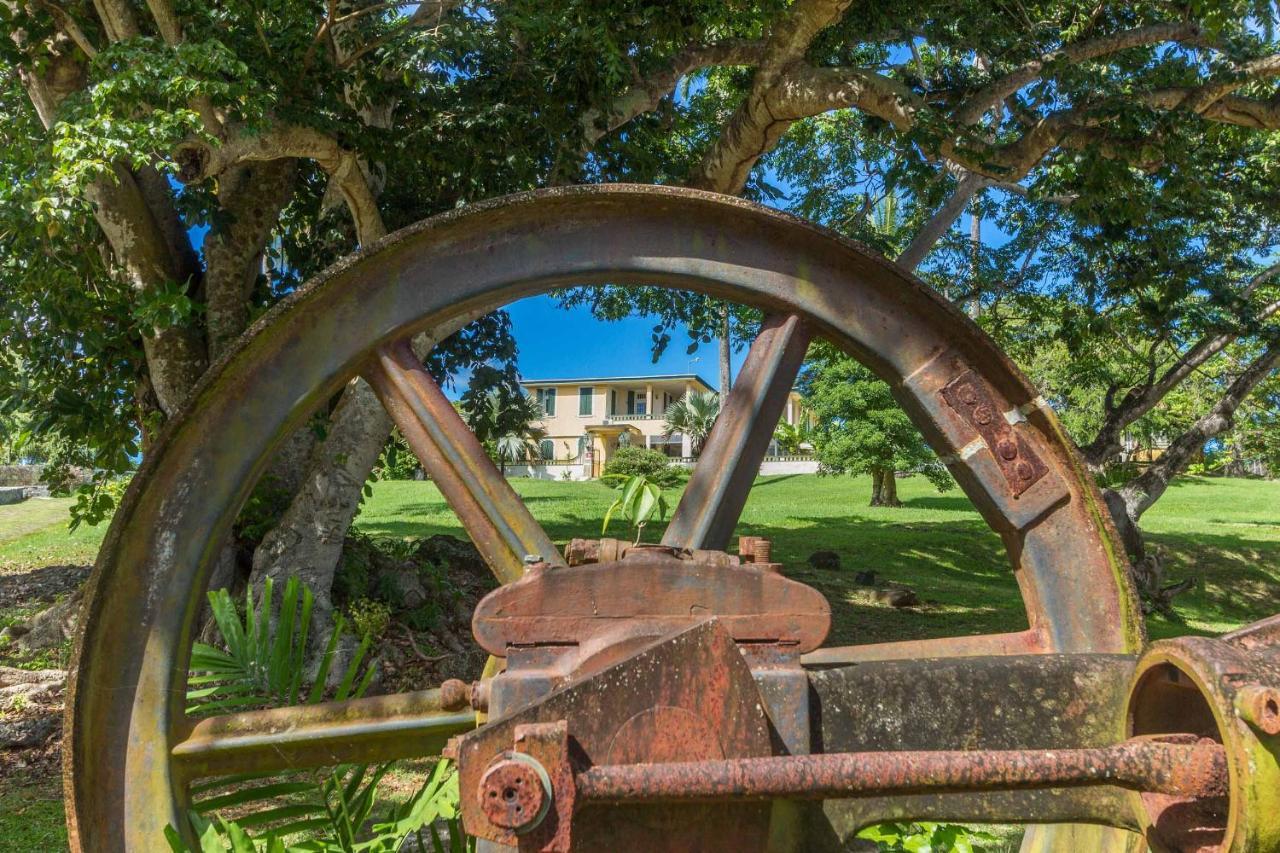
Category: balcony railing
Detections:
[{"x1": 607, "y1": 413, "x2": 659, "y2": 421}]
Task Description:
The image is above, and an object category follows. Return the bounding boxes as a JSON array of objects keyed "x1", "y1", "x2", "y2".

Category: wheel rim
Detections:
[{"x1": 65, "y1": 184, "x2": 1144, "y2": 849}]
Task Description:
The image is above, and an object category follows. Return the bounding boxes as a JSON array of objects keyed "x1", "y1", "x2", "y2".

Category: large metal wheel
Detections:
[{"x1": 65, "y1": 185, "x2": 1145, "y2": 850}]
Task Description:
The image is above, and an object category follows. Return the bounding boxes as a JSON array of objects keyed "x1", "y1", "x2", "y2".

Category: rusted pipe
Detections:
[{"x1": 573, "y1": 739, "x2": 1227, "y2": 804}]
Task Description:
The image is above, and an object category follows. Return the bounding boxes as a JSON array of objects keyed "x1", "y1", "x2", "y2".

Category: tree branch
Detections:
[
  {"x1": 1113, "y1": 341, "x2": 1280, "y2": 521},
  {"x1": 175, "y1": 124, "x2": 386, "y2": 244},
  {"x1": 578, "y1": 38, "x2": 766, "y2": 154},
  {"x1": 953, "y1": 22, "x2": 1205, "y2": 125},
  {"x1": 896, "y1": 171, "x2": 990, "y2": 270},
  {"x1": 90, "y1": 0, "x2": 140, "y2": 42},
  {"x1": 36, "y1": 1, "x2": 97, "y2": 58},
  {"x1": 692, "y1": 0, "x2": 854, "y2": 193}
]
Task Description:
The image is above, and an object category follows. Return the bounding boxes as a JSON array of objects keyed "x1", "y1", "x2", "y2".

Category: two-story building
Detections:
[{"x1": 518, "y1": 373, "x2": 813, "y2": 479}]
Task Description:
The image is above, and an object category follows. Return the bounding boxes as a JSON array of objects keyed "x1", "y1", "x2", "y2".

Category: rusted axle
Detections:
[{"x1": 571, "y1": 738, "x2": 1227, "y2": 805}]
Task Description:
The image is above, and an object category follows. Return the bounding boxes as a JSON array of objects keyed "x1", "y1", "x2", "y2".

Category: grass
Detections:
[
  {"x1": 0, "y1": 785, "x2": 65, "y2": 850},
  {"x1": 353, "y1": 473, "x2": 1280, "y2": 644},
  {"x1": 0, "y1": 473, "x2": 1275, "y2": 850},
  {"x1": 2, "y1": 474, "x2": 1277, "y2": 642},
  {"x1": 0, "y1": 497, "x2": 104, "y2": 572}
]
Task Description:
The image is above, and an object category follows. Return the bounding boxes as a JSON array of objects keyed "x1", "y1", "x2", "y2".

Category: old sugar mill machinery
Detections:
[{"x1": 65, "y1": 186, "x2": 1280, "y2": 851}]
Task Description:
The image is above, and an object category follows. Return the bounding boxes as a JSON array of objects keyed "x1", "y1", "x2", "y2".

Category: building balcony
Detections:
[{"x1": 606, "y1": 413, "x2": 659, "y2": 422}]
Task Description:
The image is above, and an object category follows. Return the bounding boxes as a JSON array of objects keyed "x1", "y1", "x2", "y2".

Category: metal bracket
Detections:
[{"x1": 941, "y1": 369, "x2": 1048, "y2": 497}]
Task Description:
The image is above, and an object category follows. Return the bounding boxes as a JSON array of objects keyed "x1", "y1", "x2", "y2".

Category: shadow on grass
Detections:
[
  {"x1": 1145, "y1": 528, "x2": 1280, "y2": 639},
  {"x1": 356, "y1": 489, "x2": 1279, "y2": 646}
]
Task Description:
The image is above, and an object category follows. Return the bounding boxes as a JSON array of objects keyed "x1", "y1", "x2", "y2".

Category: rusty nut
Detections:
[{"x1": 478, "y1": 754, "x2": 551, "y2": 833}]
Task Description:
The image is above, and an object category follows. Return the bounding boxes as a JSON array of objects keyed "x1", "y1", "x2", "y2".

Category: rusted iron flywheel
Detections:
[{"x1": 64, "y1": 186, "x2": 1279, "y2": 852}]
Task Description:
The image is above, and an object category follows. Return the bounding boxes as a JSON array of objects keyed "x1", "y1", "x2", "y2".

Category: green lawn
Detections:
[
  {"x1": 0, "y1": 498, "x2": 103, "y2": 572},
  {"x1": 2, "y1": 474, "x2": 1278, "y2": 641},
  {"x1": 352, "y1": 473, "x2": 1280, "y2": 642},
  {"x1": 0, "y1": 473, "x2": 1276, "y2": 849}
]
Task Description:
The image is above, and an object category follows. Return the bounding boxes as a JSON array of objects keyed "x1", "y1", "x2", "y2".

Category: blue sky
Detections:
[{"x1": 506, "y1": 294, "x2": 744, "y2": 390}]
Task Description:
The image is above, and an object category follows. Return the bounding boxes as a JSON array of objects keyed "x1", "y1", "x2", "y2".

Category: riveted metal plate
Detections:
[{"x1": 941, "y1": 369, "x2": 1047, "y2": 497}]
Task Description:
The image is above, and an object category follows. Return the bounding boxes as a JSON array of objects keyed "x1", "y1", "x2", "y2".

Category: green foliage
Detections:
[
  {"x1": 187, "y1": 577, "x2": 375, "y2": 716},
  {"x1": 347, "y1": 598, "x2": 393, "y2": 640},
  {"x1": 858, "y1": 822, "x2": 1003, "y2": 853},
  {"x1": 602, "y1": 446, "x2": 686, "y2": 487},
  {"x1": 662, "y1": 391, "x2": 720, "y2": 455},
  {"x1": 172, "y1": 577, "x2": 470, "y2": 851},
  {"x1": 772, "y1": 421, "x2": 813, "y2": 455},
  {"x1": 601, "y1": 473, "x2": 669, "y2": 543},
  {"x1": 67, "y1": 472, "x2": 132, "y2": 531},
  {"x1": 373, "y1": 429, "x2": 421, "y2": 481},
  {"x1": 802, "y1": 343, "x2": 953, "y2": 493},
  {"x1": 460, "y1": 375, "x2": 547, "y2": 471},
  {"x1": 166, "y1": 760, "x2": 470, "y2": 853}
]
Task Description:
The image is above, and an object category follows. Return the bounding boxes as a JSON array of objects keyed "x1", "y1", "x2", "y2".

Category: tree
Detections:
[
  {"x1": 460, "y1": 375, "x2": 547, "y2": 475},
  {"x1": 8, "y1": 2, "x2": 1280, "y2": 622},
  {"x1": 662, "y1": 391, "x2": 721, "y2": 456},
  {"x1": 802, "y1": 344, "x2": 952, "y2": 507},
  {"x1": 772, "y1": 421, "x2": 812, "y2": 455}
]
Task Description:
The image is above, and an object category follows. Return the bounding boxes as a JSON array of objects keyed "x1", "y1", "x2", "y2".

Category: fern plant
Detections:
[
  {"x1": 186, "y1": 576, "x2": 375, "y2": 716},
  {"x1": 166, "y1": 577, "x2": 473, "y2": 852}
]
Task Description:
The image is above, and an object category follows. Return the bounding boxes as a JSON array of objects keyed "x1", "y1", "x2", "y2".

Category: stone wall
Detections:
[{"x1": 504, "y1": 462, "x2": 590, "y2": 481}]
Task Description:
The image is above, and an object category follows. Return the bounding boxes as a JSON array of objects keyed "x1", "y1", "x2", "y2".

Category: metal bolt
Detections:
[
  {"x1": 997, "y1": 439, "x2": 1019, "y2": 460},
  {"x1": 973, "y1": 405, "x2": 993, "y2": 425},
  {"x1": 478, "y1": 754, "x2": 552, "y2": 833},
  {"x1": 958, "y1": 384, "x2": 978, "y2": 405},
  {"x1": 1015, "y1": 460, "x2": 1035, "y2": 481},
  {"x1": 752, "y1": 538, "x2": 772, "y2": 564},
  {"x1": 439, "y1": 678, "x2": 471, "y2": 711},
  {"x1": 1237, "y1": 685, "x2": 1280, "y2": 735}
]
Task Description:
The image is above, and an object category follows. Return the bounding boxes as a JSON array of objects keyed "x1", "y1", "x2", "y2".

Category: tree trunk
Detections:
[
  {"x1": 203, "y1": 160, "x2": 297, "y2": 360},
  {"x1": 718, "y1": 302, "x2": 733, "y2": 394},
  {"x1": 250, "y1": 380, "x2": 390, "y2": 617},
  {"x1": 869, "y1": 467, "x2": 901, "y2": 507},
  {"x1": 967, "y1": 195, "x2": 981, "y2": 319},
  {"x1": 1102, "y1": 343, "x2": 1280, "y2": 608}
]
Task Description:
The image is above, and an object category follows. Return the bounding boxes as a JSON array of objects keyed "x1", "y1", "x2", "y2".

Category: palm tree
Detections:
[
  {"x1": 772, "y1": 421, "x2": 813, "y2": 455},
  {"x1": 663, "y1": 391, "x2": 720, "y2": 456},
  {"x1": 493, "y1": 428, "x2": 546, "y2": 474},
  {"x1": 463, "y1": 387, "x2": 547, "y2": 473}
]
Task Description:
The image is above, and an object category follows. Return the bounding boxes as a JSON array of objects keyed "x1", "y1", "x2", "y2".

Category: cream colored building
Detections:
[{"x1": 519, "y1": 373, "x2": 812, "y2": 479}]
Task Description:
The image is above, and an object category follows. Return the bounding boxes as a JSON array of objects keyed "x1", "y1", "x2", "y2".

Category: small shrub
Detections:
[
  {"x1": 859, "y1": 821, "x2": 1003, "y2": 852},
  {"x1": 602, "y1": 473, "x2": 670, "y2": 544},
  {"x1": 348, "y1": 598, "x2": 393, "y2": 639},
  {"x1": 603, "y1": 446, "x2": 685, "y2": 487}
]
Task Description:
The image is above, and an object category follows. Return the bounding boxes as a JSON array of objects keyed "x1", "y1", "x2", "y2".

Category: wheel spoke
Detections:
[
  {"x1": 172, "y1": 689, "x2": 476, "y2": 779},
  {"x1": 663, "y1": 313, "x2": 812, "y2": 550},
  {"x1": 364, "y1": 338, "x2": 564, "y2": 584}
]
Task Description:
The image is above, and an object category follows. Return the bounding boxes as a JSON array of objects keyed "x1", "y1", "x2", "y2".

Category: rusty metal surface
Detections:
[
  {"x1": 573, "y1": 738, "x2": 1227, "y2": 804},
  {"x1": 471, "y1": 554, "x2": 831, "y2": 661},
  {"x1": 66, "y1": 185, "x2": 1145, "y2": 850},
  {"x1": 810, "y1": 652, "x2": 1145, "y2": 845},
  {"x1": 366, "y1": 339, "x2": 564, "y2": 584},
  {"x1": 479, "y1": 754, "x2": 552, "y2": 832},
  {"x1": 662, "y1": 313, "x2": 812, "y2": 551},
  {"x1": 458, "y1": 620, "x2": 773, "y2": 852},
  {"x1": 1126, "y1": 628, "x2": 1280, "y2": 852},
  {"x1": 171, "y1": 688, "x2": 476, "y2": 778},
  {"x1": 940, "y1": 368, "x2": 1048, "y2": 498}
]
